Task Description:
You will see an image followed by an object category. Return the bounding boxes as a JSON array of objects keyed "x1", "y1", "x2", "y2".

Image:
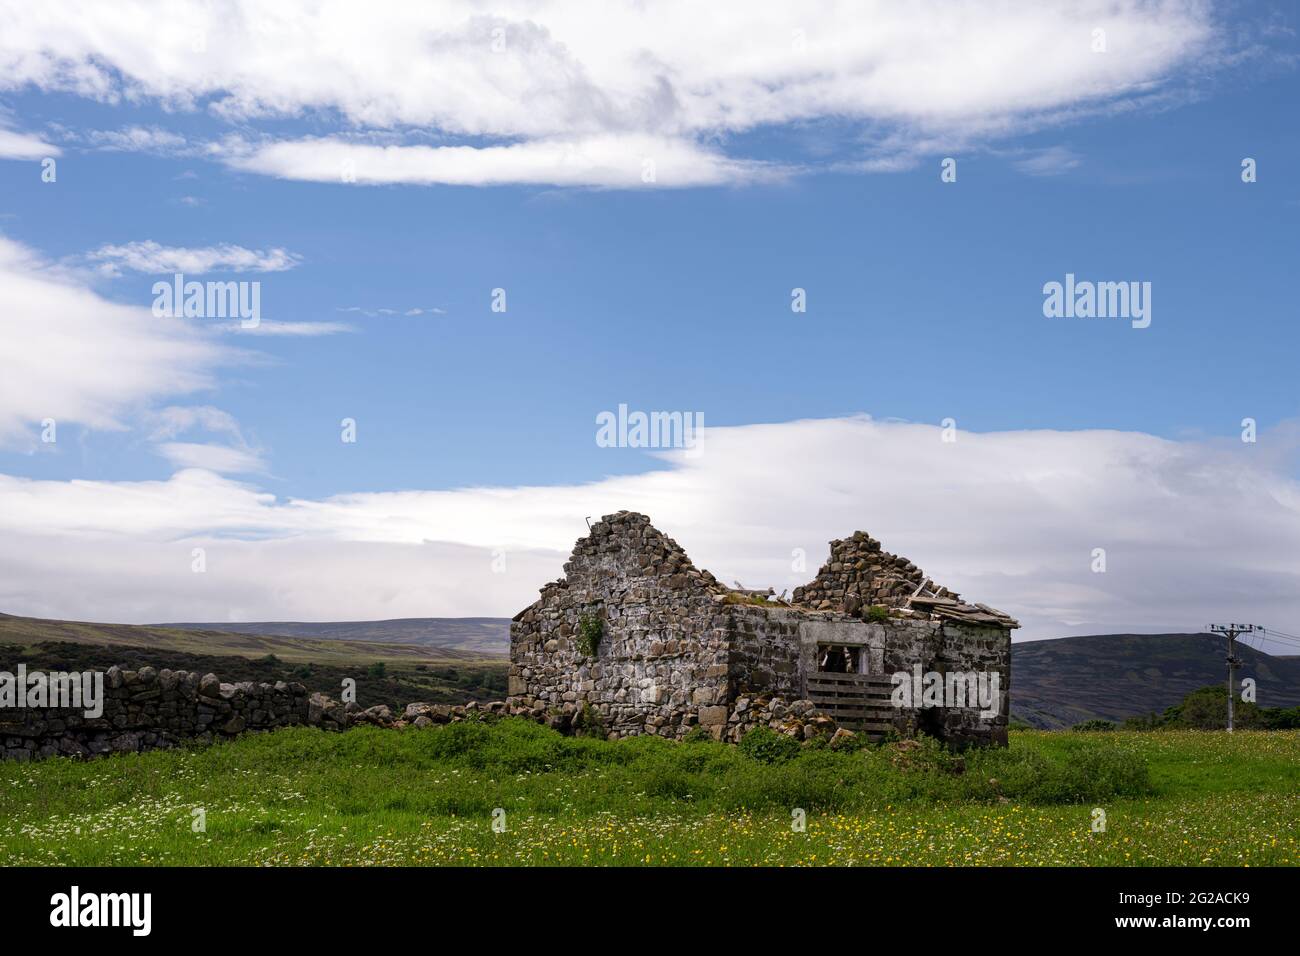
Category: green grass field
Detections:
[{"x1": 1, "y1": 723, "x2": 1296, "y2": 866}]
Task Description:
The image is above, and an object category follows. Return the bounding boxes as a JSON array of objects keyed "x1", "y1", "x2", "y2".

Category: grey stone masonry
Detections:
[
  {"x1": 510, "y1": 511, "x2": 1016, "y2": 747},
  {"x1": 0, "y1": 665, "x2": 309, "y2": 761}
]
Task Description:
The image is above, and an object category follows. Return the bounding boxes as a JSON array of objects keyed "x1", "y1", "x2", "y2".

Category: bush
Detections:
[
  {"x1": 865, "y1": 605, "x2": 890, "y2": 622},
  {"x1": 572, "y1": 701, "x2": 606, "y2": 739},
  {"x1": 367, "y1": 661, "x2": 387, "y2": 678},
  {"x1": 1071, "y1": 719, "x2": 1116, "y2": 732},
  {"x1": 970, "y1": 736, "x2": 1150, "y2": 803},
  {"x1": 577, "y1": 614, "x2": 603, "y2": 658},
  {"x1": 739, "y1": 725, "x2": 802, "y2": 765}
]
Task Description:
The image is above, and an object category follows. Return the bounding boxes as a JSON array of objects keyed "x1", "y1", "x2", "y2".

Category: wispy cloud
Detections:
[
  {"x1": 216, "y1": 134, "x2": 786, "y2": 188},
  {"x1": 0, "y1": 1, "x2": 1229, "y2": 187},
  {"x1": 1013, "y1": 145, "x2": 1083, "y2": 177},
  {"x1": 82, "y1": 125, "x2": 188, "y2": 153},
  {"x1": 0, "y1": 236, "x2": 233, "y2": 445},
  {"x1": 154, "y1": 441, "x2": 265, "y2": 474},
  {"x1": 85, "y1": 240, "x2": 301, "y2": 276},
  {"x1": 0, "y1": 126, "x2": 59, "y2": 160},
  {"x1": 215, "y1": 320, "x2": 352, "y2": 336},
  {"x1": 339, "y1": 306, "x2": 446, "y2": 318}
]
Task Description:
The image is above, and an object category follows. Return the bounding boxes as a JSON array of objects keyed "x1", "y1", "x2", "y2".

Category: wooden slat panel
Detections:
[
  {"x1": 832, "y1": 723, "x2": 894, "y2": 733},
  {"x1": 811, "y1": 702, "x2": 894, "y2": 712},
  {"x1": 813, "y1": 697, "x2": 891, "y2": 705},
  {"x1": 806, "y1": 672, "x2": 893, "y2": 685},
  {"x1": 811, "y1": 697, "x2": 894, "y2": 712}
]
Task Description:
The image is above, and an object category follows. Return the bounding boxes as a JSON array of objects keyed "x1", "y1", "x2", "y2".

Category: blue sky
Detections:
[
  {"x1": 1, "y1": 1, "x2": 1299, "y2": 646},
  {"x1": 3, "y1": 57, "x2": 1298, "y2": 496}
]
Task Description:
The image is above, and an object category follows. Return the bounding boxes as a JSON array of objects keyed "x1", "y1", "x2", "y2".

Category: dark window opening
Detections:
[{"x1": 818, "y1": 644, "x2": 862, "y2": 674}]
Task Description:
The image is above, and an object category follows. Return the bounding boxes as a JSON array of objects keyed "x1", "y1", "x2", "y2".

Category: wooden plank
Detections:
[
  {"x1": 834, "y1": 723, "x2": 894, "y2": 733},
  {"x1": 806, "y1": 692, "x2": 893, "y2": 704},
  {"x1": 806, "y1": 672, "x2": 891, "y2": 684},
  {"x1": 807, "y1": 701, "x2": 894, "y2": 714},
  {"x1": 813, "y1": 702, "x2": 895, "y2": 713}
]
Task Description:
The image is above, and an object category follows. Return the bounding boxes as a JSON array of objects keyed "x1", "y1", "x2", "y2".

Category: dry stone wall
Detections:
[{"x1": 1, "y1": 664, "x2": 308, "y2": 761}]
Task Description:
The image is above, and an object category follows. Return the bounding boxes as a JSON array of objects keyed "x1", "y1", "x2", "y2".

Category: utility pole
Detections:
[{"x1": 1207, "y1": 623, "x2": 1258, "y2": 732}]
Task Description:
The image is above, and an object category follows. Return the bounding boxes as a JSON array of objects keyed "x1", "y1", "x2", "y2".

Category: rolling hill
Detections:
[
  {"x1": 0, "y1": 612, "x2": 497, "y2": 666},
  {"x1": 0, "y1": 612, "x2": 508, "y2": 711},
  {"x1": 1010, "y1": 632, "x2": 1300, "y2": 728},
  {"x1": 160, "y1": 617, "x2": 510, "y2": 656}
]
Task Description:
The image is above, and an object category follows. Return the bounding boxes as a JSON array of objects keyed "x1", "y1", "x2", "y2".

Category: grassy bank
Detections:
[{"x1": 1, "y1": 723, "x2": 1296, "y2": 866}]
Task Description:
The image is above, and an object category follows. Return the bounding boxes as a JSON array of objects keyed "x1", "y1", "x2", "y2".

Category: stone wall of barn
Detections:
[
  {"x1": 508, "y1": 511, "x2": 1013, "y2": 747},
  {"x1": 507, "y1": 511, "x2": 736, "y2": 739}
]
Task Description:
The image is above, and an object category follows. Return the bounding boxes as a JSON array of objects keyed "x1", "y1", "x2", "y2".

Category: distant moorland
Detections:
[{"x1": 1011, "y1": 633, "x2": 1300, "y2": 728}]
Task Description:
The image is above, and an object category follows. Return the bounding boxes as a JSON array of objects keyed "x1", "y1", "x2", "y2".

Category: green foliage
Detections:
[
  {"x1": 577, "y1": 614, "x2": 603, "y2": 658},
  {"x1": 1071, "y1": 719, "x2": 1116, "y2": 732},
  {"x1": 1121, "y1": 712, "x2": 1163, "y2": 730},
  {"x1": 1111, "y1": 685, "x2": 1300, "y2": 732},
  {"x1": 367, "y1": 661, "x2": 387, "y2": 678},
  {"x1": 865, "y1": 605, "x2": 890, "y2": 622},
  {"x1": 7, "y1": 723, "x2": 1299, "y2": 866},
  {"x1": 1170, "y1": 686, "x2": 1264, "y2": 730},
  {"x1": 572, "y1": 701, "x2": 606, "y2": 739},
  {"x1": 738, "y1": 725, "x2": 803, "y2": 765},
  {"x1": 1262, "y1": 706, "x2": 1300, "y2": 730}
]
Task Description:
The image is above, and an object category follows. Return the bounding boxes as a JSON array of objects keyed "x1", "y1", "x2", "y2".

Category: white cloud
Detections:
[
  {"x1": 0, "y1": 416, "x2": 1297, "y2": 646},
  {"x1": 0, "y1": 236, "x2": 233, "y2": 445},
  {"x1": 214, "y1": 320, "x2": 352, "y2": 336},
  {"x1": 218, "y1": 133, "x2": 783, "y2": 188},
  {"x1": 146, "y1": 404, "x2": 245, "y2": 442},
  {"x1": 82, "y1": 125, "x2": 188, "y2": 153},
  {"x1": 339, "y1": 306, "x2": 445, "y2": 318},
  {"x1": 146, "y1": 407, "x2": 263, "y2": 474},
  {"x1": 155, "y1": 442, "x2": 265, "y2": 474},
  {"x1": 86, "y1": 240, "x2": 301, "y2": 276},
  {"x1": 1013, "y1": 145, "x2": 1083, "y2": 176},
  {"x1": 0, "y1": 1, "x2": 1223, "y2": 186},
  {"x1": 0, "y1": 127, "x2": 59, "y2": 160}
]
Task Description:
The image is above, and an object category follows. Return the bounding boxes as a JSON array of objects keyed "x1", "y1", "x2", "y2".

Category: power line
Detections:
[{"x1": 1207, "y1": 623, "x2": 1260, "y2": 733}]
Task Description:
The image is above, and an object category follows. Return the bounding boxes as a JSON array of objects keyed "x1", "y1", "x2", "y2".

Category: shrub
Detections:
[
  {"x1": 739, "y1": 725, "x2": 802, "y2": 765},
  {"x1": 572, "y1": 701, "x2": 606, "y2": 739},
  {"x1": 577, "y1": 614, "x2": 603, "y2": 658},
  {"x1": 970, "y1": 737, "x2": 1150, "y2": 803},
  {"x1": 865, "y1": 605, "x2": 890, "y2": 622},
  {"x1": 367, "y1": 661, "x2": 387, "y2": 678},
  {"x1": 1071, "y1": 719, "x2": 1116, "y2": 732}
]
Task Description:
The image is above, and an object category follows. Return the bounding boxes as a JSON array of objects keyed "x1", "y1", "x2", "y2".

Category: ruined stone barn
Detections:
[{"x1": 508, "y1": 512, "x2": 1017, "y2": 747}]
